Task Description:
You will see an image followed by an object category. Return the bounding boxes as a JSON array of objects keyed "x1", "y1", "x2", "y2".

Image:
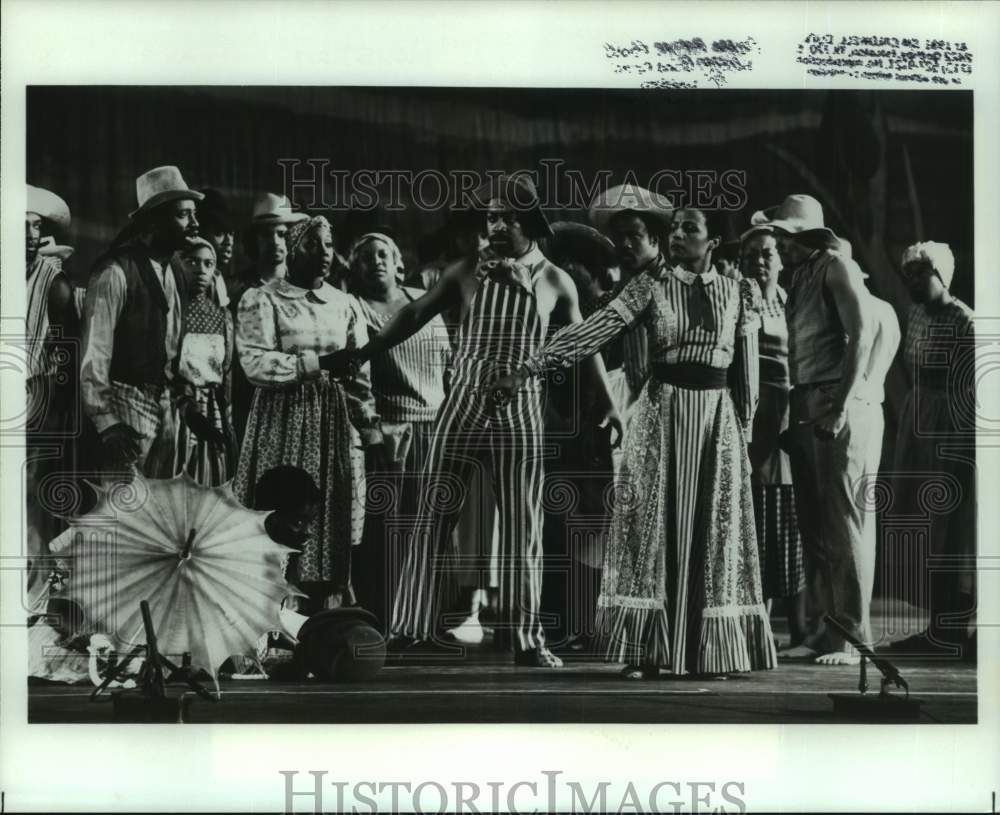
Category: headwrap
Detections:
[
  {"x1": 180, "y1": 237, "x2": 228, "y2": 307},
  {"x1": 182, "y1": 236, "x2": 217, "y2": 260},
  {"x1": 286, "y1": 215, "x2": 332, "y2": 270},
  {"x1": 348, "y1": 232, "x2": 405, "y2": 281},
  {"x1": 902, "y1": 241, "x2": 955, "y2": 289}
]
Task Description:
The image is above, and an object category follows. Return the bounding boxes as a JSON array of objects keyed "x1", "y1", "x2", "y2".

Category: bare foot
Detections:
[
  {"x1": 777, "y1": 644, "x2": 819, "y2": 660},
  {"x1": 814, "y1": 651, "x2": 860, "y2": 666}
]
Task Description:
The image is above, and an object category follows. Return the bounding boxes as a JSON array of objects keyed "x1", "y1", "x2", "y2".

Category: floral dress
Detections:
[{"x1": 233, "y1": 279, "x2": 380, "y2": 597}]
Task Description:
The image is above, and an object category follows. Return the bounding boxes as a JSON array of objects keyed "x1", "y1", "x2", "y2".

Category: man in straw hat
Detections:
[
  {"x1": 752, "y1": 193, "x2": 887, "y2": 665},
  {"x1": 326, "y1": 173, "x2": 621, "y2": 668},
  {"x1": 80, "y1": 165, "x2": 217, "y2": 479},
  {"x1": 25, "y1": 184, "x2": 81, "y2": 615}
]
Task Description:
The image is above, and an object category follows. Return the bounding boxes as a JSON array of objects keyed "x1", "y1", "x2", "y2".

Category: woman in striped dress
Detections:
[
  {"x1": 888, "y1": 241, "x2": 976, "y2": 654},
  {"x1": 171, "y1": 238, "x2": 238, "y2": 485},
  {"x1": 234, "y1": 215, "x2": 382, "y2": 612},
  {"x1": 346, "y1": 232, "x2": 453, "y2": 630},
  {"x1": 741, "y1": 226, "x2": 806, "y2": 648},
  {"x1": 494, "y1": 207, "x2": 776, "y2": 678}
]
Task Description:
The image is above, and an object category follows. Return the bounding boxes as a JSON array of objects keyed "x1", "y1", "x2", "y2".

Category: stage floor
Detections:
[
  {"x1": 27, "y1": 600, "x2": 976, "y2": 724},
  {"x1": 28, "y1": 649, "x2": 976, "y2": 725}
]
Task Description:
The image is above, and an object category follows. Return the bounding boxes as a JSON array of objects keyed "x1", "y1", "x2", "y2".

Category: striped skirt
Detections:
[
  {"x1": 171, "y1": 385, "x2": 237, "y2": 487},
  {"x1": 595, "y1": 378, "x2": 776, "y2": 675},
  {"x1": 752, "y1": 484, "x2": 805, "y2": 599}
]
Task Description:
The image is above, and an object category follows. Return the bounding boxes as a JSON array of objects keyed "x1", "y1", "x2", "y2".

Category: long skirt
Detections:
[
  {"x1": 595, "y1": 379, "x2": 776, "y2": 675},
  {"x1": 233, "y1": 376, "x2": 364, "y2": 597},
  {"x1": 171, "y1": 385, "x2": 237, "y2": 487},
  {"x1": 748, "y1": 384, "x2": 805, "y2": 600}
]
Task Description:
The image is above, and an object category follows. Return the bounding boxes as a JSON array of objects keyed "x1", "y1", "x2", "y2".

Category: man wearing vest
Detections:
[
  {"x1": 753, "y1": 195, "x2": 889, "y2": 666},
  {"x1": 81, "y1": 165, "x2": 216, "y2": 479}
]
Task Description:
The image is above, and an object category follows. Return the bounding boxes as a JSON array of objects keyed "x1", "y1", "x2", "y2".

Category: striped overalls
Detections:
[{"x1": 391, "y1": 251, "x2": 550, "y2": 649}]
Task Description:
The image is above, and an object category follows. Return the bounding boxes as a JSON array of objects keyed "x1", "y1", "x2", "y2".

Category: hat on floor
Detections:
[
  {"x1": 588, "y1": 183, "x2": 674, "y2": 237},
  {"x1": 37, "y1": 235, "x2": 75, "y2": 260},
  {"x1": 546, "y1": 221, "x2": 617, "y2": 268},
  {"x1": 129, "y1": 166, "x2": 203, "y2": 220},
  {"x1": 27, "y1": 185, "x2": 71, "y2": 231},
  {"x1": 471, "y1": 173, "x2": 552, "y2": 239},
  {"x1": 296, "y1": 607, "x2": 386, "y2": 682},
  {"x1": 749, "y1": 194, "x2": 838, "y2": 247}
]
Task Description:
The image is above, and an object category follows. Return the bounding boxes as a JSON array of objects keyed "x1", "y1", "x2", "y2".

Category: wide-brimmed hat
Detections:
[
  {"x1": 128, "y1": 166, "x2": 203, "y2": 220},
  {"x1": 249, "y1": 192, "x2": 309, "y2": 227},
  {"x1": 749, "y1": 194, "x2": 837, "y2": 245},
  {"x1": 26, "y1": 185, "x2": 71, "y2": 231},
  {"x1": 197, "y1": 188, "x2": 235, "y2": 233},
  {"x1": 297, "y1": 607, "x2": 386, "y2": 682},
  {"x1": 588, "y1": 183, "x2": 674, "y2": 237},
  {"x1": 37, "y1": 235, "x2": 74, "y2": 260},
  {"x1": 470, "y1": 173, "x2": 552, "y2": 239},
  {"x1": 547, "y1": 221, "x2": 617, "y2": 268}
]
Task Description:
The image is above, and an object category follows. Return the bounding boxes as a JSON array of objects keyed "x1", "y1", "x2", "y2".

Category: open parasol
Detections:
[{"x1": 49, "y1": 474, "x2": 303, "y2": 690}]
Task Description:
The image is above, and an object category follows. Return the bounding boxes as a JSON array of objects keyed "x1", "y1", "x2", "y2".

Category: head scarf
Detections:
[
  {"x1": 182, "y1": 236, "x2": 217, "y2": 261},
  {"x1": 180, "y1": 237, "x2": 229, "y2": 306},
  {"x1": 902, "y1": 241, "x2": 955, "y2": 289},
  {"x1": 348, "y1": 232, "x2": 405, "y2": 282},
  {"x1": 285, "y1": 215, "x2": 333, "y2": 271}
]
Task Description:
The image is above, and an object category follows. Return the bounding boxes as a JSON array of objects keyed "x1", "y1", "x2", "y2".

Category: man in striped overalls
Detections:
[{"x1": 334, "y1": 175, "x2": 621, "y2": 667}]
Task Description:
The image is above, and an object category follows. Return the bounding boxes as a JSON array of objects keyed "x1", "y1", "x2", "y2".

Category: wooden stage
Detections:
[{"x1": 29, "y1": 631, "x2": 976, "y2": 725}]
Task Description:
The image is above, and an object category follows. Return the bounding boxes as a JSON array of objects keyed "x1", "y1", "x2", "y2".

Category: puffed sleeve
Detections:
[
  {"x1": 340, "y1": 297, "x2": 382, "y2": 446},
  {"x1": 236, "y1": 287, "x2": 321, "y2": 388},
  {"x1": 731, "y1": 278, "x2": 762, "y2": 432},
  {"x1": 523, "y1": 272, "x2": 655, "y2": 375}
]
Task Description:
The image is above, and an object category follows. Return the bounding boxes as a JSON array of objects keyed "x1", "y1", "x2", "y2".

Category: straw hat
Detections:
[
  {"x1": 588, "y1": 183, "x2": 674, "y2": 236},
  {"x1": 749, "y1": 194, "x2": 837, "y2": 245},
  {"x1": 249, "y1": 192, "x2": 308, "y2": 226},
  {"x1": 26, "y1": 185, "x2": 71, "y2": 231}
]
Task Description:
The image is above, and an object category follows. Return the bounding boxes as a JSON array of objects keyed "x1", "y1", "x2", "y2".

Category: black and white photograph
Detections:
[{"x1": 2, "y1": 2, "x2": 998, "y2": 813}]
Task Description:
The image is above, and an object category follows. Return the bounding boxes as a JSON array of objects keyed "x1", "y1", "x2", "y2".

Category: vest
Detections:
[
  {"x1": 786, "y1": 249, "x2": 864, "y2": 386},
  {"x1": 102, "y1": 243, "x2": 188, "y2": 386}
]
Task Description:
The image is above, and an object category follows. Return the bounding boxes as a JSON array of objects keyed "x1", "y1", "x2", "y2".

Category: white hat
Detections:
[
  {"x1": 37, "y1": 235, "x2": 74, "y2": 260},
  {"x1": 129, "y1": 165, "x2": 203, "y2": 219},
  {"x1": 26, "y1": 185, "x2": 71, "y2": 231},
  {"x1": 588, "y1": 183, "x2": 674, "y2": 236},
  {"x1": 750, "y1": 194, "x2": 837, "y2": 245},
  {"x1": 902, "y1": 241, "x2": 955, "y2": 289},
  {"x1": 249, "y1": 192, "x2": 308, "y2": 226}
]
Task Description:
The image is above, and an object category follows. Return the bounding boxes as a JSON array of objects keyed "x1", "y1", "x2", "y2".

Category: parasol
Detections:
[{"x1": 49, "y1": 474, "x2": 303, "y2": 690}]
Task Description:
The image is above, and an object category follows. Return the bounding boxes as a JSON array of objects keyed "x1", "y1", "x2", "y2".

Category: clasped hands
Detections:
[{"x1": 319, "y1": 348, "x2": 362, "y2": 379}]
